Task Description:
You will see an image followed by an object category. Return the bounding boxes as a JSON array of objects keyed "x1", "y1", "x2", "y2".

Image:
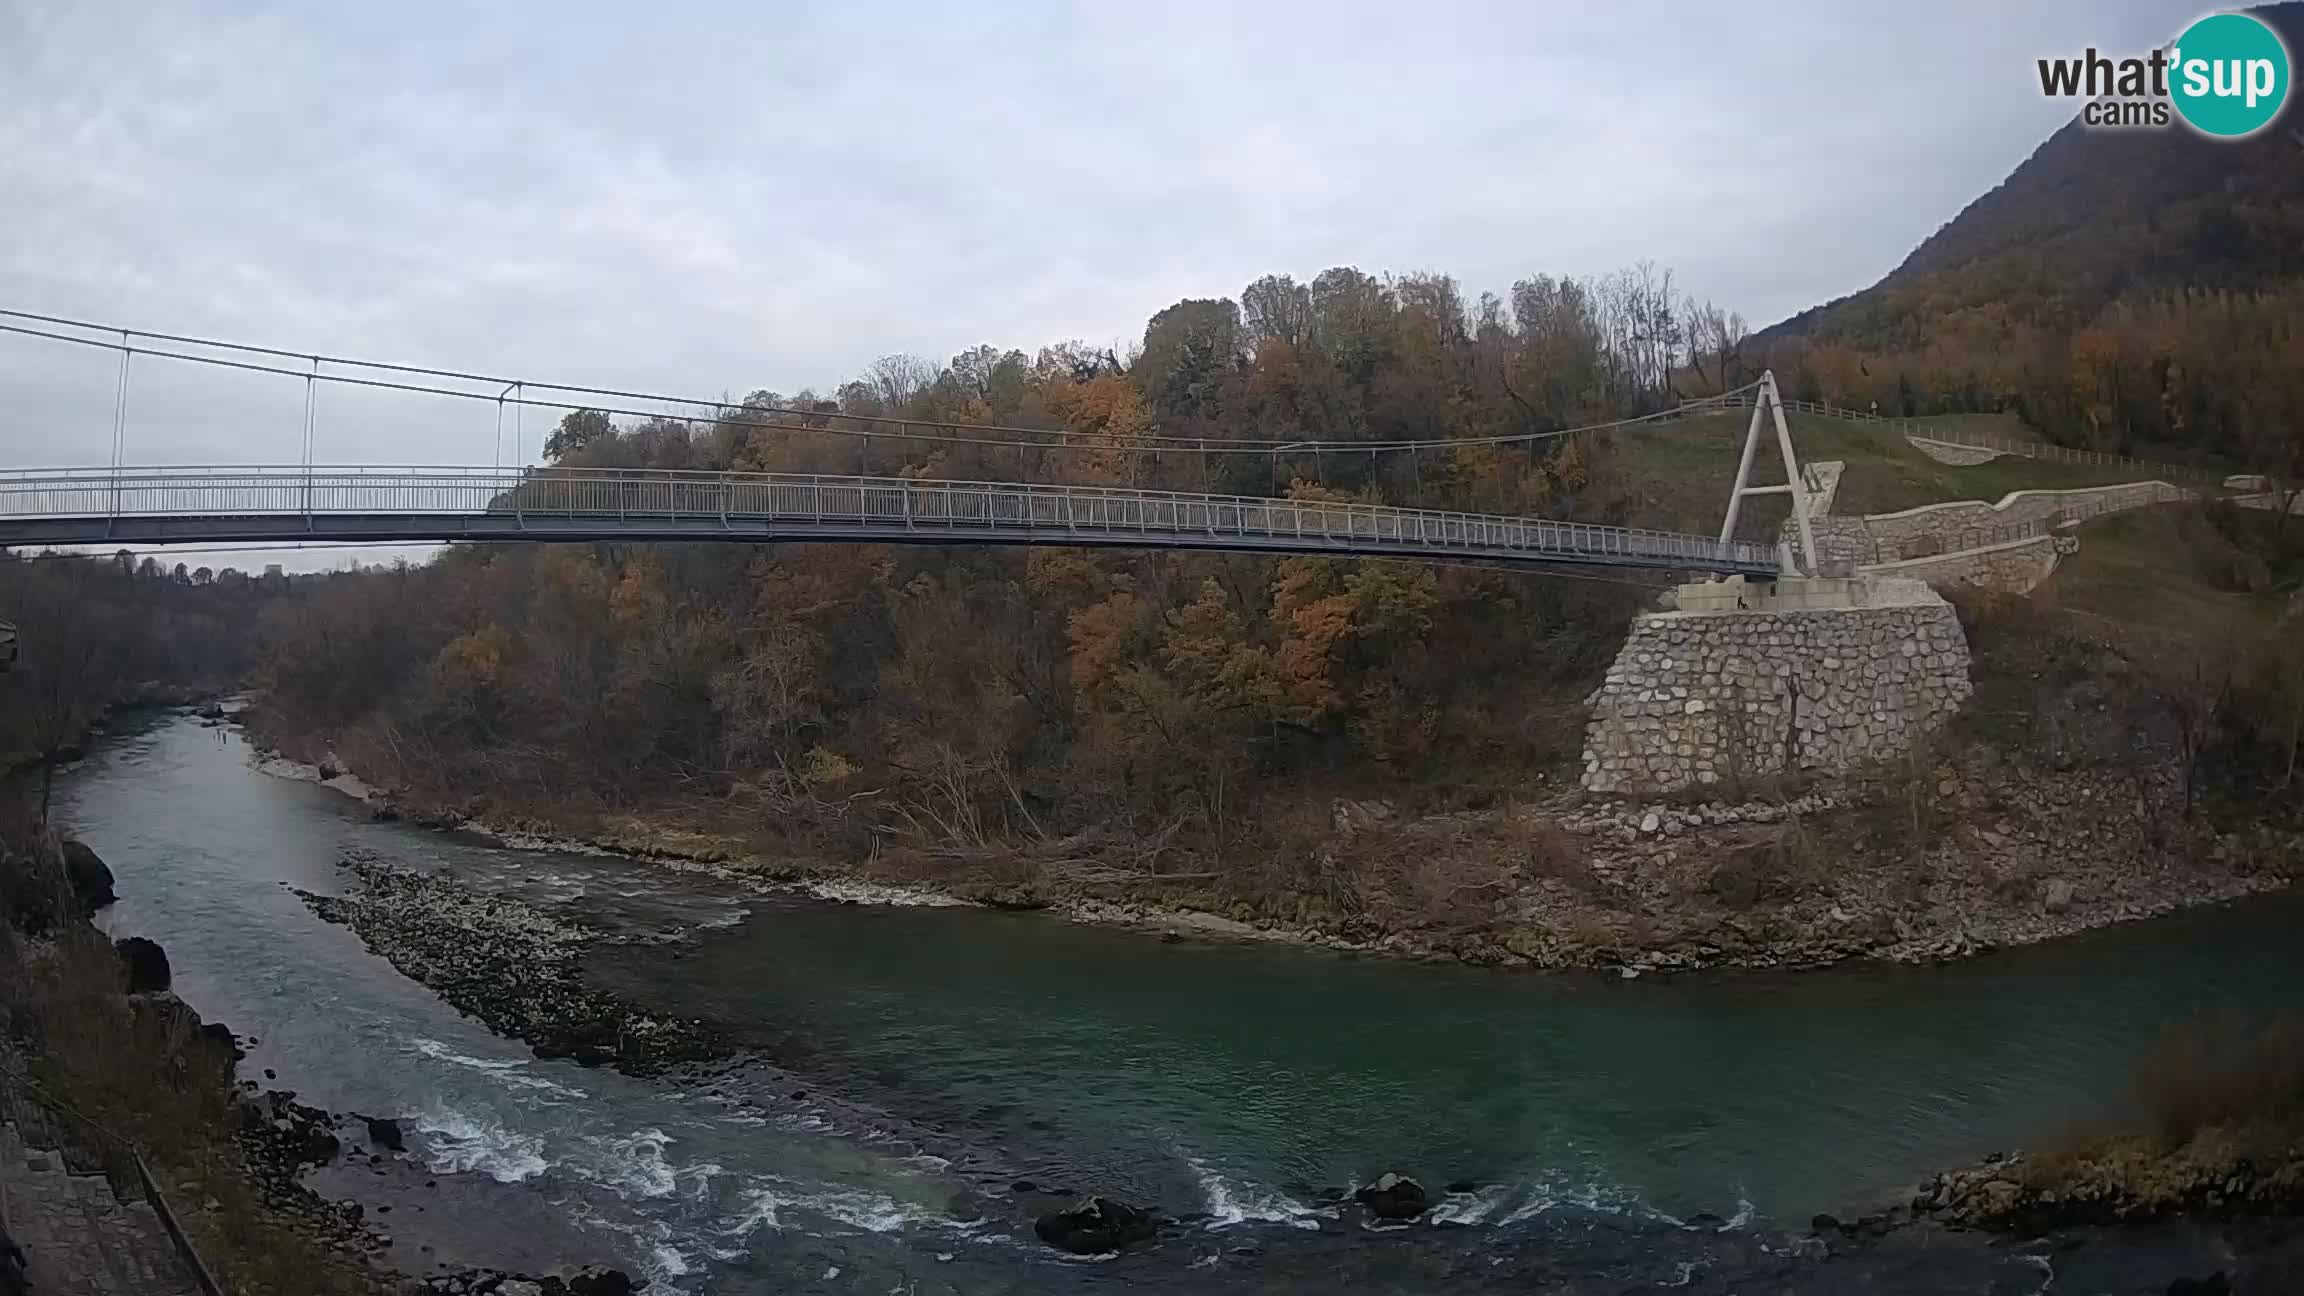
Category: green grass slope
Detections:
[{"x1": 1585, "y1": 411, "x2": 2177, "y2": 538}]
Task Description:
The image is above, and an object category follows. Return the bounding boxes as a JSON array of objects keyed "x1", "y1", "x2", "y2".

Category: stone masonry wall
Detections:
[
  {"x1": 1791, "y1": 516, "x2": 1873, "y2": 577},
  {"x1": 1581, "y1": 586, "x2": 1973, "y2": 796},
  {"x1": 1860, "y1": 482, "x2": 2189, "y2": 558},
  {"x1": 1857, "y1": 533, "x2": 2076, "y2": 596}
]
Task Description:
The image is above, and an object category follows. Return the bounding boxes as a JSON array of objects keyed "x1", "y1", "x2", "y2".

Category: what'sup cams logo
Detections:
[{"x1": 2038, "y1": 10, "x2": 2291, "y2": 137}]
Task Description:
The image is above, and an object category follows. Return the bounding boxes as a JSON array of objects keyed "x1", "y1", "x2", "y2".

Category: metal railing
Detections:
[
  {"x1": 0, "y1": 465, "x2": 1782, "y2": 574},
  {"x1": 1902, "y1": 427, "x2": 2218, "y2": 480},
  {"x1": 0, "y1": 1061, "x2": 225, "y2": 1296},
  {"x1": 1685, "y1": 390, "x2": 1900, "y2": 424}
]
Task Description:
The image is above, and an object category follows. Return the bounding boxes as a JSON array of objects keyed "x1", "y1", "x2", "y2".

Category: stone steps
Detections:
[{"x1": 0, "y1": 1119, "x2": 203, "y2": 1296}]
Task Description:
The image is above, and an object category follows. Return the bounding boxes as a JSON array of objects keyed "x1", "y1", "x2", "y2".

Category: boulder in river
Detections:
[
  {"x1": 563, "y1": 1266, "x2": 641, "y2": 1296},
  {"x1": 365, "y1": 1116, "x2": 406, "y2": 1152},
  {"x1": 1033, "y1": 1196, "x2": 1157, "y2": 1254},
  {"x1": 115, "y1": 936, "x2": 172, "y2": 993},
  {"x1": 61, "y1": 838, "x2": 116, "y2": 912},
  {"x1": 197, "y1": 1021, "x2": 245, "y2": 1062},
  {"x1": 1354, "y1": 1172, "x2": 1430, "y2": 1221}
]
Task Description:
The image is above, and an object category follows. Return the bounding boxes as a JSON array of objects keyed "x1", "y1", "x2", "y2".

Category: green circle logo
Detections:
[{"x1": 2170, "y1": 11, "x2": 2291, "y2": 138}]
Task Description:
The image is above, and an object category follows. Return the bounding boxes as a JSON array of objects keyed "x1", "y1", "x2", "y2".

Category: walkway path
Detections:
[{"x1": 0, "y1": 1115, "x2": 200, "y2": 1296}]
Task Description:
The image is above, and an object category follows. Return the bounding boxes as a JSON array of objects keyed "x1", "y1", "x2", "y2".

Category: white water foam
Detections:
[
  {"x1": 798, "y1": 1185, "x2": 941, "y2": 1234},
  {"x1": 564, "y1": 1202, "x2": 701, "y2": 1296},
  {"x1": 572, "y1": 1128, "x2": 682, "y2": 1199},
  {"x1": 719, "y1": 1172, "x2": 967, "y2": 1241},
  {"x1": 648, "y1": 1244, "x2": 690, "y2": 1278},
  {"x1": 1187, "y1": 1158, "x2": 1322, "y2": 1230},
  {"x1": 408, "y1": 1037, "x2": 588, "y2": 1098},
  {"x1": 715, "y1": 1186, "x2": 786, "y2": 1253},
  {"x1": 416, "y1": 1107, "x2": 551, "y2": 1183},
  {"x1": 1484, "y1": 1166, "x2": 1664, "y2": 1228},
  {"x1": 1427, "y1": 1182, "x2": 1519, "y2": 1226}
]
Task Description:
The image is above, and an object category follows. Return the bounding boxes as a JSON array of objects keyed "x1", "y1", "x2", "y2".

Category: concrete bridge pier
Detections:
[{"x1": 1579, "y1": 576, "x2": 1973, "y2": 796}]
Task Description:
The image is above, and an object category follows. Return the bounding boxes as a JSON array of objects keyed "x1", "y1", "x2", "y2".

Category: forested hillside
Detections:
[
  {"x1": 1, "y1": 553, "x2": 276, "y2": 807},
  {"x1": 244, "y1": 249, "x2": 2304, "y2": 925},
  {"x1": 254, "y1": 263, "x2": 1735, "y2": 851},
  {"x1": 1757, "y1": 2, "x2": 2304, "y2": 476}
]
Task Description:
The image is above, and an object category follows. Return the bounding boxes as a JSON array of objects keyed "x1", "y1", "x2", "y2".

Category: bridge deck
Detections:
[{"x1": 0, "y1": 467, "x2": 1780, "y2": 575}]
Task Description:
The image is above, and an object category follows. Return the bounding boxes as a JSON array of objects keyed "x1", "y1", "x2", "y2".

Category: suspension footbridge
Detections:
[
  {"x1": 0, "y1": 311, "x2": 1802, "y2": 578},
  {"x1": 0, "y1": 465, "x2": 1779, "y2": 573}
]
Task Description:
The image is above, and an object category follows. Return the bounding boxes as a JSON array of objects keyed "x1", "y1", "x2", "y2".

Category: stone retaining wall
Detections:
[
  {"x1": 1581, "y1": 582, "x2": 1972, "y2": 795},
  {"x1": 1793, "y1": 516, "x2": 1873, "y2": 577},
  {"x1": 1861, "y1": 481, "x2": 2189, "y2": 557},
  {"x1": 1857, "y1": 533, "x2": 2074, "y2": 596}
]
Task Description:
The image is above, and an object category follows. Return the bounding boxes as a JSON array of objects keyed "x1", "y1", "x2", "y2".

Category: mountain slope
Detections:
[{"x1": 1765, "y1": 1, "x2": 2304, "y2": 352}]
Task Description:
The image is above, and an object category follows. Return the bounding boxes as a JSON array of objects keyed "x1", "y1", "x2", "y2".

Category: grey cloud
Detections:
[{"x1": 0, "y1": 0, "x2": 2201, "y2": 567}]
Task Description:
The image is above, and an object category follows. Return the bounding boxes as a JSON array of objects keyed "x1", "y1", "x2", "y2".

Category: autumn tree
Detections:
[{"x1": 545, "y1": 409, "x2": 615, "y2": 461}]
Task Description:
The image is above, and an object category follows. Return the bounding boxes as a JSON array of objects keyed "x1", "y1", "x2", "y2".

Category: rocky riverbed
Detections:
[
  {"x1": 295, "y1": 850, "x2": 726, "y2": 1077},
  {"x1": 1915, "y1": 1139, "x2": 2304, "y2": 1234}
]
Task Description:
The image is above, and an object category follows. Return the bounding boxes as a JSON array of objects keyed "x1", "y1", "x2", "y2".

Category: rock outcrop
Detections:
[
  {"x1": 114, "y1": 937, "x2": 172, "y2": 994},
  {"x1": 1032, "y1": 1196, "x2": 1157, "y2": 1254},
  {"x1": 60, "y1": 839, "x2": 116, "y2": 912},
  {"x1": 363, "y1": 1116, "x2": 406, "y2": 1152},
  {"x1": 1354, "y1": 1172, "x2": 1430, "y2": 1221}
]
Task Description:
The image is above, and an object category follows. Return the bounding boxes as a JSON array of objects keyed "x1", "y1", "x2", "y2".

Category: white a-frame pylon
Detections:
[{"x1": 1716, "y1": 370, "x2": 1817, "y2": 576}]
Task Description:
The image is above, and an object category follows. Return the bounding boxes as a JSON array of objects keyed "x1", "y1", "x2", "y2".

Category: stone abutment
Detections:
[{"x1": 1580, "y1": 578, "x2": 1973, "y2": 795}]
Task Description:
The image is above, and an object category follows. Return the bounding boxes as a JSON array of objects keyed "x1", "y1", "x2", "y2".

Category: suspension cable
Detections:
[{"x1": 0, "y1": 309, "x2": 1758, "y2": 458}]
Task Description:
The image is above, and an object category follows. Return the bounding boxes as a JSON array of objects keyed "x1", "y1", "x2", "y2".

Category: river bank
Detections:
[
  {"x1": 247, "y1": 785, "x2": 2304, "y2": 1290},
  {"x1": 0, "y1": 826, "x2": 648, "y2": 1295},
  {"x1": 53, "y1": 707, "x2": 2304, "y2": 1292},
  {"x1": 255, "y1": 727, "x2": 2299, "y2": 977}
]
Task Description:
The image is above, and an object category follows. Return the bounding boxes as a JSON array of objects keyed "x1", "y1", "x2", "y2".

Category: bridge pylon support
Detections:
[{"x1": 1716, "y1": 370, "x2": 1817, "y2": 577}]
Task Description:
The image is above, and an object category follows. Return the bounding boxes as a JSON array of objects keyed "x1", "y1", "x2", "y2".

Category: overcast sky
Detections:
[{"x1": 0, "y1": 0, "x2": 2199, "y2": 568}]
